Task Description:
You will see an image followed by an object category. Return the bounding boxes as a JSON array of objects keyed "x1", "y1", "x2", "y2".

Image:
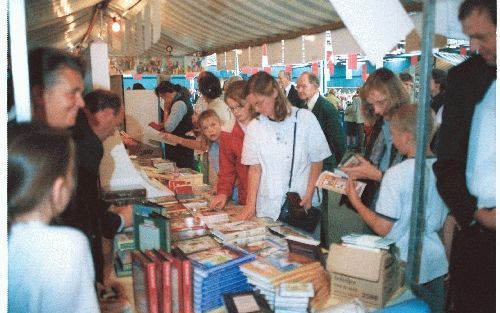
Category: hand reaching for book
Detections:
[
  {"x1": 341, "y1": 155, "x2": 383, "y2": 182},
  {"x1": 345, "y1": 178, "x2": 362, "y2": 206},
  {"x1": 234, "y1": 206, "x2": 255, "y2": 221},
  {"x1": 161, "y1": 132, "x2": 182, "y2": 145},
  {"x1": 112, "y1": 204, "x2": 134, "y2": 228},
  {"x1": 210, "y1": 194, "x2": 228, "y2": 209}
]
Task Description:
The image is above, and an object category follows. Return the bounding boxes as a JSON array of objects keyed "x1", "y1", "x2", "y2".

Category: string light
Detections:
[{"x1": 111, "y1": 17, "x2": 120, "y2": 32}]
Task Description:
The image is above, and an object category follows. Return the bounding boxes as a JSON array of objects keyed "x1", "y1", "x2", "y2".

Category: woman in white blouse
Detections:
[{"x1": 239, "y1": 71, "x2": 331, "y2": 221}]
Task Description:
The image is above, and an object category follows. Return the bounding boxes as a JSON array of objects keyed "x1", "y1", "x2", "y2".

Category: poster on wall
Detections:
[{"x1": 184, "y1": 55, "x2": 204, "y2": 73}]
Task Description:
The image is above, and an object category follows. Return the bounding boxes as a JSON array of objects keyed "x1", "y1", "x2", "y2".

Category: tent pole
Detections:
[{"x1": 405, "y1": 0, "x2": 436, "y2": 294}]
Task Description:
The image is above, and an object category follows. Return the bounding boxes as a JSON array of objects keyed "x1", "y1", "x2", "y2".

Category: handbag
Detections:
[{"x1": 278, "y1": 109, "x2": 321, "y2": 233}]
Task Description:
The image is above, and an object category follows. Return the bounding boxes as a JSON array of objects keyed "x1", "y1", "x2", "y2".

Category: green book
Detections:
[{"x1": 134, "y1": 204, "x2": 171, "y2": 252}]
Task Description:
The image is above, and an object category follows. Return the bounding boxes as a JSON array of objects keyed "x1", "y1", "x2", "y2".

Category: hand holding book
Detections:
[{"x1": 340, "y1": 154, "x2": 383, "y2": 182}]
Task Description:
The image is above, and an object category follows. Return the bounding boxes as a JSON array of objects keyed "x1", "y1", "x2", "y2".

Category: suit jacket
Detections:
[
  {"x1": 311, "y1": 95, "x2": 347, "y2": 171},
  {"x1": 217, "y1": 121, "x2": 248, "y2": 204},
  {"x1": 59, "y1": 111, "x2": 121, "y2": 283},
  {"x1": 287, "y1": 84, "x2": 305, "y2": 108},
  {"x1": 433, "y1": 55, "x2": 496, "y2": 229}
]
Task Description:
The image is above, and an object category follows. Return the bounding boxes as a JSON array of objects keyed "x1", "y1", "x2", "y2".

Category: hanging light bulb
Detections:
[{"x1": 112, "y1": 17, "x2": 121, "y2": 33}]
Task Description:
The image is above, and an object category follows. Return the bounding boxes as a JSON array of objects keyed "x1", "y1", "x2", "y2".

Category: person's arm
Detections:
[
  {"x1": 161, "y1": 132, "x2": 208, "y2": 151},
  {"x1": 474, "y1": 208, "x2": 496, "y2": 230},
  {"x1": 345, "y1": 178, "x2": 393, "y2": 236},
  {"x1": 324, "y1": 103, "x2": 347, "y2": 165},
  {"x1": 300, "y1": 161, "x2": 322, "y2": 209},
  {"x1": 236, "y1": 164, "x2": 261, "y2": 220},
  {"x1": 164, "y1": 100, "x2": 187, "y2": 132},
  {"x1": 341, "y1": 155, "x2": 383, "y2": 182}
]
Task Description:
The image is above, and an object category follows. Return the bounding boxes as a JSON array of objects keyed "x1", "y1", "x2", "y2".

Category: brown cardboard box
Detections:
[{"x1": 326, "y1": 244, "x2": 401, "y2": 308}]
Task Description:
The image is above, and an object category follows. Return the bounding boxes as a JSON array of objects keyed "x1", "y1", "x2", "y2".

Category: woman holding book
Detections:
[
  {"x1": 210, "y1": 80, "x2": 258, "y2": 209},
  {"x1": 8, "y1": 123, "x2": 99, "y2": 313},
  {"x1": 238, "y1": 71, "x2": 331, "y2": 225}
]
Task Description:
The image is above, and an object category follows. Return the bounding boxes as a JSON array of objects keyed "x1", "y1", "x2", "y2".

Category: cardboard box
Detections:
[{"x1": 326, "y1": 244, "x2": 401, "y2": 308}]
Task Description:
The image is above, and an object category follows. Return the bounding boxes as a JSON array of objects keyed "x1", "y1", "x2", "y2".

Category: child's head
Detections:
[
  {"x1": 224, "y1": 80, "x2": 257, "y2": 124},
  {"x1": 8, "y1": 123, "x2": 76, "y2": 224},
  {"x1": 390, "y1": 104, "x2": 435, "y2": 156},
  {"x1": 197, "y1": 109, "x2": 222, "y2": 142}
]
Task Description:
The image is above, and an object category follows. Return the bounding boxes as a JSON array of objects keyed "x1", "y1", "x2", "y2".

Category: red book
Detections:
[
  {"x1": 175, "y1": 251, "x2": 193, "y2": 313},
  {"x1": 156, "y1": 249, "x2": 184, "y2": 313},
  {"x1": 132, "y1": 251, "x2": 159, "y2": 313},
  {"x1": 146, "y1": 250, "x2": 172, "y2": 313}
]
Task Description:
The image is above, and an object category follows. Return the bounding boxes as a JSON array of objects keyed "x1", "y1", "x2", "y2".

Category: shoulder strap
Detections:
[{"x1": 288, "y1": 109, "x2": 299, "y2": 189}]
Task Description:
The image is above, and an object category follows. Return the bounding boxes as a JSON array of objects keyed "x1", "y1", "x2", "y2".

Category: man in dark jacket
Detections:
[
  {"x1": 296, "y1": 72, "x2": 346, "y2": 171},
  {"x1": 61, "y1": 89, "x2": 133, "y2": 284},
  {"x1": 433, "y1": 1, "x2": 496, "y2": 312}
]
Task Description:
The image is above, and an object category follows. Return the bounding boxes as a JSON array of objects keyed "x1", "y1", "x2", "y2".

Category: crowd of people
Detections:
[{"x1": 7, "y1": 0, "x2": 495, "y2": 312}]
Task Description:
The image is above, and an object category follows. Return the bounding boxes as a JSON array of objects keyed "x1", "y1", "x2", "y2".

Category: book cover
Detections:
[
  {"x1": 237, "y1": 237, "x2": 287, "y2": 257},
  {"x1": 174, "y1": 235, "x2": 220, "y2": 255},
  {"x1": 188, "y1": 245, "x2": 255, "y2": 277},
  {"x1": 223, "y1": 290, "x2": 272, "y2": 313},
  {"x1": 114, "y1": 232, "x2": 135, "y2": 251},
  {"x1": 285, "y1": 235, "x2": 321, "y2": 260},
  {"x1": 171, "y1": 228, "x2": 209, "y2": 242},
  {"x1": 155, "y1": 249, "x2": 184, "y2": 313},
  {"x1": 211, "y1": 221, "x2": 266, "y2": 241},
  {"x1": 267, "y1": 225, "x2": 308, "y2": 238},
  {"x1": 165, "y1": 208, "x2": 193, "y2": 220},
  {"x1": 135, "y1": 211, "x2": 171, "y2": 252},
  {"x1": 132, "y1": 251, "x2": 159, "y2": 313},
  {"x1": 315, "y1": 170, "x2": 367, "y2": 197},
  {"x1": 170, "y1": 216, "x2": 206, "y2": 232},
  {"x1": 146, "y1": 250, "x2": 172, "y2": 313},
  {"x1": 172, "y1": 249, "x2": 193, "y2": 313}
]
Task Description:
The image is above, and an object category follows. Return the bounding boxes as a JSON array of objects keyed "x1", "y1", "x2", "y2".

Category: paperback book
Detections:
[
  {"x1": 210, "y1": 221, "x2": 266, "y2": 241},
  {"x1": 223, "y1": 290, "x2": 272, "y2": 313},
  {"x1": 174, "y1": 235, "x2": 221, "y2": 255},
  {"x1": 315, "y1": 171, "x2": 366, "y2": 197},
  {"x1": 132, "y1": 251, "x2": 159, "y2": 313}
]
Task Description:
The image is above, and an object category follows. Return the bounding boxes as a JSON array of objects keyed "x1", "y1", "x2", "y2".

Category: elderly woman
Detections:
[
  {"x1": 238, "y1": 71, "x2": 331, "y2": 225},
  {"x1": 197, "y1": 71, "x2": 234, "y2": 128},
  {"x1": 341, "y1": 68, "x2": 410, "y2": 205},
  {"x1": 155, "y1": 80, "x2": 195, "y2": 169}
]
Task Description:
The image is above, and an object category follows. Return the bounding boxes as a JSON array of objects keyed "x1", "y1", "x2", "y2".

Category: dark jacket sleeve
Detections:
[
  {"x1": 433, "y1": 56, "x2": 495, "y2": 228},
  {"x1": 316, "y1": 97, "x2": 346, "y2": 170},
  {"x1": 288, "y1": 85, "x2": 305, "y2": 109}
]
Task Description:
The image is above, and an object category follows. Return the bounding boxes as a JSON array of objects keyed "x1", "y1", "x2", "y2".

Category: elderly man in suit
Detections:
[
  {"x1": 277, "y1": 70, "x2": 304, "y2": 108},
  {"x1": 296, "y1": 72, "x2": 346, "y2": 171}
]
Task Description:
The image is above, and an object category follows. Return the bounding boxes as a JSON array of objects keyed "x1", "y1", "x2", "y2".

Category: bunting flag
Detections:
[
  {"x1": 347, "y1": 53, "x2": 357, "y2": 70},
  {"x1": 362, "y1": 63, "x2": 368, "y2": 81},
  {"x1": 133, "y1": 74, "x2": 143, "y2": 80},
  {"x1": 261, "y1": 44, "x2": 269, "y2": 67},
  {"x1": 312, "y1": 62, "x2": 319, "y2": 75},
  {"x1": 326, "y1": 51, "x2": 334, "y2": 75},
  {"x1": 328, "y1": 62, "x2": 334, "y2": 75},
  {"x1": 241, "y1": 66, "x2": 251, "y2": 75},
  {"x1": 346, "y1": 63, "x2": 353, "y2": 80},
  {"x1": 285, "y1": 64, "x2": 292, "y2": 73},
  {"x1": 264, "y1": 66, "x2": 271, "y2": 74},
  {"x1": 460, "y1": 47, "x2": 467, "y2": 56},
  {"x1": 411, "y1": 55, "x2": 419, "y2": 65},
  {"x1": 185, "y1": 72, "x2": 196, "y2": 80},
  {"x1": 251, "y1": 67, "x2": 259, "y2": 74}
]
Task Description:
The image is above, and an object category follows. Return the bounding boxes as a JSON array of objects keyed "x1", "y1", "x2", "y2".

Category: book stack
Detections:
[
  {"x1": 341, "y1": 233, "x2": 395, "y2": 250},
  {"x1": 187, "y1": 245, "x2": 256, "y2": 313},
  {"x1": 285, "y1": 235, "x2": 321, "y2": 260},
  {"x1": 210, "y1": 221, "x2": 267, "y2": 246},
  {"x1": 237, "y1": 236, "x2": 288, "y2": 258},
  {"x1": 274, "y1": 282, "x2": 315, "y2": 313},
  {"x1": 114, "y1": 231, "x2": 135, "y2": 277},
  {"x1": 183, "y1": 202, "x2": 229, "y2": 227},
  {"x1": 240, "y1": 252, "x2": 323, "y2": 310},
  {"x1": 223, "y1": 290, "x2": 272, "y2": 313}
]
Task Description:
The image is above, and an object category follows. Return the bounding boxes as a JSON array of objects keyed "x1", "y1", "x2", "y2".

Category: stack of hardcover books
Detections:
[
  {"x1": 114, "y1": 231, "x2": 135, "y2": 277},
  {"x1": 274, "y1": 282, "x2": 315, "y2": 313},
  {"x1": 341, "y1": 233, "x2": 395, "y2": 250},
  {"x1": 187, "y1": 245, "x2": 256, "y2": 313},
  {"x1": 210, "y1": 220, "x2": 267, "y2": 246},
  {"x1": 239, "y1": 252, "x2": 323, "y2": 310}
]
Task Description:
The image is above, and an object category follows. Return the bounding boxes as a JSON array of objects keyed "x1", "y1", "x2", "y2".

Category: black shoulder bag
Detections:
[{"x1": 278, "y1": 109, "x2": 321, "y2": 233}]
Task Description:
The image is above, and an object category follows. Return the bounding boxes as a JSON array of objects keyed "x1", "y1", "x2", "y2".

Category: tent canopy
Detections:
[{"x1": 25, "y1": 0, "x2": 422, "y2": 57}]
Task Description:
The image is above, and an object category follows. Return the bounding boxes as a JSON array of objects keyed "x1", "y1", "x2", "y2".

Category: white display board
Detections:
[{"x1": 124, "y1": 89, "x2": 161, "y2": 147}]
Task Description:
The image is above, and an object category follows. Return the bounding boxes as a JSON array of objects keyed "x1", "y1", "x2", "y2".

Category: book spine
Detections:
[
  {"x1": 163, "y1": 262, "x2": 172, "y2": 313},
  {"x1": 182, "y1": 260, "x2": 193, "y2": 313},
  {"x1": 147, "y1": 263, "x2": 160, "y2": 313}
]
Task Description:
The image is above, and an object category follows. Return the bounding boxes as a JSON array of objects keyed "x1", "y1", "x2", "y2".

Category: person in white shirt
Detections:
[
  {"x1": 346, "y1": 105, "x2": 448, "y2": 312},
  {"x1": 239, "y1": 71, "x2": 331, "y2": 223},
  {"x1": 8, "y1": 123, "x2": 100, "y2": 313}
]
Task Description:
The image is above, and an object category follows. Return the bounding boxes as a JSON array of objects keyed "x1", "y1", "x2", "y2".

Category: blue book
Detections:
[{"x1": 188, "y1": 245, "x2": 255, "y2": 277}]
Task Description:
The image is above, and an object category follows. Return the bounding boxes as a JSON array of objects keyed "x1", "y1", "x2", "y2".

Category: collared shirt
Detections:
[
  {"x1": 242, "y1": 107, "x2": 331, "y2": 220},
  {"x1": 284, "y1": 83, "x2": 292, "y2": 97},
  {"x1": 306, "y1": 91, "x2": 320, "y2": 111},
  {"x1": 466, "y1": 80, "x2": 496, "y2": 209}
]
